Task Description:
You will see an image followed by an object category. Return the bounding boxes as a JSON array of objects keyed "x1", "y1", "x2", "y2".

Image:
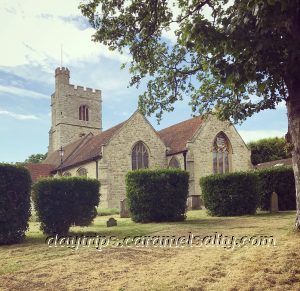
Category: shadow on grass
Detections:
[{"x1": 12, "y1": 210, "x2": 297, "y2": 247}]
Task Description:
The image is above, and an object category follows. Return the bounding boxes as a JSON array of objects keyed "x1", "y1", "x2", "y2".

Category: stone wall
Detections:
[
  {"x1": 49, "y1": 67, "x2": 102, "y2": 153},
  {"x1": 61, "y1": 160, "x2": 108, "y2": 207},
  {"x1": 58, "y1": 113, "x2": 251, "y2": 208},
  {"x1": 62, "y1": 161, "x2": 98, "y2": 178},
  {"x1": 187, "y1": 115, "x2": 252, "y2": 197},
  {"x1": 167, "y1": 154, "x2": 185, "y2": 169},
  {"x1": 103, "y1": 111, "x2": 167, "y2": 208}
]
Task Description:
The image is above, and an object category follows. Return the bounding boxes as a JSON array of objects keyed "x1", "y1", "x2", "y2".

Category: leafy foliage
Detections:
[
  {"x1": 25, "y1": 153, "x2": 47, "y2": 164},
  {"x1": 0, "y1": 163, "x2": 31, "y2": 244},
  {"x1": 255, "y1": 166, "x2": 296, "y2": 211},
  {"x1": 80, "y1": 0, "x2": 299, "y2": 122},
  {"x1": 80, "y1": 0, "x2": 300, "y2": 228},
  {"x1": 15, "y1": 153, "x2": 47, "y2": 167},
  {"x1": 126, "y1": 169, "x2": 189, "y2": 222},
  {"x1": 248, "y1": 137, "x2": 292, "y2": 165},
  {"x1": 32, "y1": 177, "x2": 100, "y2": 235},
  {"x1": 200, "y1": 172, "x2": 259, "y2": 216}
]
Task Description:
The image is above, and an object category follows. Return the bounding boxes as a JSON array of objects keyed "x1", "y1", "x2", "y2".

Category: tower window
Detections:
[{"x1": 79, "y1": 105, "x2": 89, "y2": 121}]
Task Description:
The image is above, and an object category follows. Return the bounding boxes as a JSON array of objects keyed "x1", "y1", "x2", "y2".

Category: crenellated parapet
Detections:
[
  {"x1": 68, "y1": 84, "x2": 101, "y2": 95},
  {"x1": 48, "y1": 67, "x2": 102, "y2": 154}
]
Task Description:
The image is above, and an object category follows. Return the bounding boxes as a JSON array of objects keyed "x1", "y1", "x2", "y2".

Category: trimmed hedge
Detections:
[
  {"x1": 200, "y1": 172, "x2": 259, "y2": 216},
  {"x1": 126, "y1": 169, "x2": 189, "y2": 222},
  {"x1": 32, "y1": 177, "x2": 100, "y2": 235},
  {"x1": 0, "y1": 163, "x2": 31, "y2": 244},
  {"x1": 255, "y1": 166, "x2": 296, "y2": 211}
]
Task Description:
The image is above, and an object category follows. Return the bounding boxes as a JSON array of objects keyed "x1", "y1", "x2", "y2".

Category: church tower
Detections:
[{"x1": 48, "y1": 67, "x2": 102, "y2": 154}]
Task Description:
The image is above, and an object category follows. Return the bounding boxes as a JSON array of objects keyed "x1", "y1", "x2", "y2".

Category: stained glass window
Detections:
[
  {"x1": 213, "y1": 132, "x2": 231, "y2": 174},
  {"x1": 168, "y1": 157, "x2": 180, "y2": 168},
  {"x1": 77, "y1": 168, "x2": 87, "y2": 177},
  {"x1": 132, "y1": 141, "x2": 149, "y2": 170}
]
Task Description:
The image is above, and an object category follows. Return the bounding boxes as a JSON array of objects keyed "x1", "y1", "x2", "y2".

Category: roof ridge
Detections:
[
  {"x1": 57, "y1": 133, "x2": 93, "y2": 169},
  {"x1": 57, "y1": 121, "x2": 127, "y2": 171}
]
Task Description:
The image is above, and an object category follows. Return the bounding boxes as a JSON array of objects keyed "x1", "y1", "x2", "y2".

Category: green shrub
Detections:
[
  {"x1": 200, "y1": 172, "x2": 259, "y2": 216},
  {"x1": 126, "y1": 169, "x2": 189, "y2": 223},
  {"x1": 32, "y1": 177, "x2": 100, "y2": 234},
  {"x1": 247, "y1": 137, "x2": 291, "y2": 165},
  {"x1": 255, "y1": 166, "x2": 296, "y2": 210},
  {"x1": 0, "y1": 163, "x2": 31, "y2": 244}
]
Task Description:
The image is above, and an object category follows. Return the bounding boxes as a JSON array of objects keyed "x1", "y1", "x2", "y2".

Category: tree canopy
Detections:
[
  {"x1": 24, "y1": 153, "x2": 47, "y2": 164},
  {"x1": 15, "y1": 153, "x2": 47, "y2": 166},
  {"x1": 80, "y1": 0, "x2": 299, "y2": 122},
  {"x1": 80, "y1": 0, "x2": 300, "y2": 229},
  {"x1": 248, "y1": 137, "x2": 292, "y2": 165}
]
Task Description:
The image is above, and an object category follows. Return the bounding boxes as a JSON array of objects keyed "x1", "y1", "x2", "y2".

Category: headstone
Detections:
[
  {"x1": 270, "y1": 192, "x2": 279, "y2": 213},
  {"x1": 120, "y1": 198, "x2": 130, "y2": 218},
  {"x1": 187, "y1": 195, "x2": 201, "y2": 210},
  {"x1": 106, "y1": 217, "x2": 117, "y2": 227}
]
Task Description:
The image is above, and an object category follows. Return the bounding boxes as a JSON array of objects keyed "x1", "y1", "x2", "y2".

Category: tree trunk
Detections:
[{"x1": 286, "y1": 97, "x2": 300, "y2": 230}]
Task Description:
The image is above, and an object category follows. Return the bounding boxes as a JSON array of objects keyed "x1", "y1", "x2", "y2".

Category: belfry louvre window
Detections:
[
  {"x1": 79, "y1": 105, "x2": 89, "y2": 121},
  {"x1": 213, "y1": 132, "x2": 231, "y2": 174},
  {"x1": 132, "y1": 141, "x2": 149, "y2": 170}
]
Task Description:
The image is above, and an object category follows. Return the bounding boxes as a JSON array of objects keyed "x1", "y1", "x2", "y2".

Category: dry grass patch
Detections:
[{"x1": 0, "y1": 210, "x2": 299, "y2": 291}]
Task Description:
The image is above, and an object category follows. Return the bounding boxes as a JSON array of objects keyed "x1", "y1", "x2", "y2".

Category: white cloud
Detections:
[
  {"x1": 0, "y1": 0, "x2": 129, "y2": 79},
  {"x1": 0, "y1": 109, "x2": 38, "y2": 120},
  {"x1": 239, "y1": 130, "x2": 286, "y2": 143},
  {"x1": 0, "y1": 85, "x2": 49, "y2": 99}
]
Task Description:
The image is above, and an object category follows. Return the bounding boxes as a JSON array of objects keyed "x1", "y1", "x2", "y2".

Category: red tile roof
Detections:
[
  {"x1": 158, "y1": 116, "x2": 203, "y2": 155},
  {"x1": 44, "y1": 121, "x2": 125, "y2": 171},
  {"x1": 25, "y1": 163, "x2": 55, "y2": 182},
  {"x1": 43, "y1": 116, "x2": 203, "y2": 170}
]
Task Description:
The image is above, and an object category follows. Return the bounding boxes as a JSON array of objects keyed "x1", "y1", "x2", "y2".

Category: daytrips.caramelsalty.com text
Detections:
[{"x1": 45, "y1": 232, "x2": 276, "y2": 251}]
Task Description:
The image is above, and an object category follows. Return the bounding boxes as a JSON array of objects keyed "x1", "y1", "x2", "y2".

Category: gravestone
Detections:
[
  {"x1": 120, "y1": 198, "x2": 130, "y2": 218},
  {"x1": 270, "y1": 192, "x2": 279, "y2": 213},
  {"x1": 187, "y1": 195, "x2": 201, "y2": 210},
  {"x1": 106, "y1": 217, "x2": 117, "y2": 227}
]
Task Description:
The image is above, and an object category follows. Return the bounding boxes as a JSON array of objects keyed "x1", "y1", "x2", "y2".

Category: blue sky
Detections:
[{"x1": 0, "y1": 1, "x2": 288, "y2": 163}]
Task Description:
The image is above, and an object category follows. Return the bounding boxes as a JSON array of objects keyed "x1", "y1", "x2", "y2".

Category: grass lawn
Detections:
[{"x1": 0, "y1": 210, "x2": 300, "y2": 291}]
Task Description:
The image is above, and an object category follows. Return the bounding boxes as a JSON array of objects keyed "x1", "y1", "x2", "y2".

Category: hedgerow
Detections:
[{"x1": 126, "y1": 169, "x2": 189, "y2": 222}]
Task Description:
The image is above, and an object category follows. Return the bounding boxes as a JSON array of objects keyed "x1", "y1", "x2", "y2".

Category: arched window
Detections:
[
  {"x1": 168, "y1": 157, "x2": 180, "y2": 168},
  {"x1": 63, "y1": 172, "x2": 71, "y2": 176},
  {"x1": 132, "y1": 141, "x2": 149, "y2": 170},
  {"x1": 213, "y1": 132, "x2": 231, "y2": 174},
  {"x1": 79, "y1": 105, "x2": 89, "y2": 121},
  {"x1": 77, "y1": 167, "x2": 87, "y2": 177}
]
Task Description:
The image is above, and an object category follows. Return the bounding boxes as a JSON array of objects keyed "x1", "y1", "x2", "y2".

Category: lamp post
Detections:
[{"x1": 59, "y1": 146, "x2": 64, "y2": 176}]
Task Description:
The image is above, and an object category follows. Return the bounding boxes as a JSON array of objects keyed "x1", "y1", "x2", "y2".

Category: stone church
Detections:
[{"x1": 43, "y1": 67, "x2": 252, "y2": 208}]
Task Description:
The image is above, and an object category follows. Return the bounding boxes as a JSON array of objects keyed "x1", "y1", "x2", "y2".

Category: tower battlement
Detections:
[
  {"x1": 55, "y1": 66, "x2": 70, "y2": 75},
  {"x1": 48, "y1": 67, "x2": 102, "y2": 154},
  {"x1": 68, "y1": 84, "x2": 101, "y2": 95},
  {"x1": 55, "y1": 67, "x2": 70, "y2": 86}
]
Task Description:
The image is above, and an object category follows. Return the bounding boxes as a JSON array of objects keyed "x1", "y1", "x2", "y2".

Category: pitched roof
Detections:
[
  {"x1": 44, "y1": 121, "x2": 125, "y2": 171},
  {"x1": 158, "y1": 116, "x2": 203, "y2": 155},
  {"x1": 254, "y1": 158, "x2": 292, "y2": 170},
  {"x1": 44, "y1": 115, "x2": 203, "y2": 171},
  {"x1": 25, "y1": 163, "x2": 55, "y2": 182}
]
